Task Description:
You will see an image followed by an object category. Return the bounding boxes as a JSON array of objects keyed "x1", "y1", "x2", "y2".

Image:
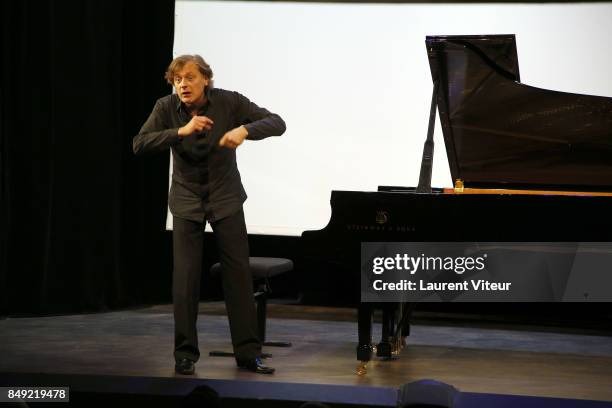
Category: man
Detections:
[{"x1": 133, "y1": 54, "x2": 286, "y2": 375}]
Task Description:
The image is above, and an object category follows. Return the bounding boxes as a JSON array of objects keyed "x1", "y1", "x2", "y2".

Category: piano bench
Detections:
[{"x1": 208, "y1": 257, "x2": 294, "y2": 358}]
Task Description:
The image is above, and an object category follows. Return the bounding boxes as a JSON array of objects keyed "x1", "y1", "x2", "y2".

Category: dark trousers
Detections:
[{"x1": 172, "y1": 209, "x2": 260, "y2": 363}]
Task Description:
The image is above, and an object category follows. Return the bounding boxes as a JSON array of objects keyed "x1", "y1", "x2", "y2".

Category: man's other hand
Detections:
[
  {"x1": 178, "y1": 116, "x2": 214, "y2": 137},
  {"x1": 219, "y1": 126, "x2": 248, "y2": 149}
]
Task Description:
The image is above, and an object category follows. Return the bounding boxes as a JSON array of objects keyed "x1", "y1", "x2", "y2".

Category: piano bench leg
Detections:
[{"x1": 263, "y1": 341, "x2": 292, "y2": 347}]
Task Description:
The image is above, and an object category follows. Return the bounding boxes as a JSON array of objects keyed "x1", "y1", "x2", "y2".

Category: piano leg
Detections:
[
  {"x1": 381, "y1": 302, "x2": 414, "y2": 358},
  {"x1": 377, "y1": 303, "x2": 396, "y2": 359},
  {"x1": 356, "y1": 303, "x2": 414, "y2": 374},
  {"x1": 356, "y1": 303, "x2": 374, "y2": 375},
  {"x1": 396, "y1": 302, "x2": 414, "y2": 353}
]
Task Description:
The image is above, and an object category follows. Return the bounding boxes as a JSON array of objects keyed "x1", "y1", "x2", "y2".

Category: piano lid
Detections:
[{"x1": 426, "y1": 34, "x2": 612, "y2": 192}]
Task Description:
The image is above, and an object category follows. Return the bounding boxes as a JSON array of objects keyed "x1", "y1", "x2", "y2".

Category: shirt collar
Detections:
[{"x1": 175, "y1": 87, "x2": 213, "y2": 113}]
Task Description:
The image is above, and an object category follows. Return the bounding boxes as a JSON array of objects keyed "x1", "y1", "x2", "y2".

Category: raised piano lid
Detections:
[{"x1": 426, "y1": 34, "x2": 612, "y2": 193}]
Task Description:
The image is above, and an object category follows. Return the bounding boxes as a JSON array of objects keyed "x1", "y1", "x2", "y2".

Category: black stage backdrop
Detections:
[{"x1": 1, "y1": 0, "x2": 175, "y2": 316}]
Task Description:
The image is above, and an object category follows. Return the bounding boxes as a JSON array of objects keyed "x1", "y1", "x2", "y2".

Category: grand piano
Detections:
[{"x1": 301, "y1": 34, "x2": 612, "y2": 375}]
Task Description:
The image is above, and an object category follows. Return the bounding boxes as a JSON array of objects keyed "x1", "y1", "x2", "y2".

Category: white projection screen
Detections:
[{"x1": 168, "y1": 0, "x2": 612, "y2": 236}]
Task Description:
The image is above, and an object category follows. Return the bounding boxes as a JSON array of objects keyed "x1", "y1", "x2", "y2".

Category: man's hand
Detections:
[
  {"x1": 178, "y1": 116, "x2": 214, "y2": 137},
  {"x1": 219, "y1": 126, "x2": 248, "y2": 149}
]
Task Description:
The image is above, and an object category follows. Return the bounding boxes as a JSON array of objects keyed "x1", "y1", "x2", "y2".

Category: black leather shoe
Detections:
[
  {"x1": 175, "y1": 358, "x2": 195, "y2": 375},
  {"x1": 237, "y1": 357, "x2": 275, "y2": 374}
]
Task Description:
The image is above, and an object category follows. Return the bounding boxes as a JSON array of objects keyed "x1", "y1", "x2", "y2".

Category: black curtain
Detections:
[{"x1": 1, "y1": 0, "x2": 175, "y2": 315}]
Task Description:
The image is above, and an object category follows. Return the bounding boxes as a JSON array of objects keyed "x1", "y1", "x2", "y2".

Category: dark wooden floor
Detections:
[{"x1": 1, "y1": 303, "x2": 611, "y2": 402}]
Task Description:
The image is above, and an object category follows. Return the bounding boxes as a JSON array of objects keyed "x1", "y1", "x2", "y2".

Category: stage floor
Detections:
[{"x1": 1, "y1": 303, "x2": 612, "y2": 403}]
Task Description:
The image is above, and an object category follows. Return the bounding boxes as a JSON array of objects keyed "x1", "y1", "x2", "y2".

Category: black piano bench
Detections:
[{"x1": 208, "y1": 257, "x2": 294, "y2": 358}]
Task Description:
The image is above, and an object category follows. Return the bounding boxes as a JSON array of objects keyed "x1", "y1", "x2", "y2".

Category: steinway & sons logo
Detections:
[
  {"x1": 375, "y1": 210, "x2": 389, "y2": 224},
  {"x1": 345, "y1": 210, "x2": 415, "y2": 232}
]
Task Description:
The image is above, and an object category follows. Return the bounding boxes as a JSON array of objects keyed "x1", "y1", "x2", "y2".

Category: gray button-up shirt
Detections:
[{"x1": 133, "y1": 88, "x2": 286, "y2": 223}]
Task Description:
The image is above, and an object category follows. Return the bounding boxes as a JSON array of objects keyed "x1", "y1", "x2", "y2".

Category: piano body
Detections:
[{"x1": 301, "y1": 35, "x2": 612, "y2": 375}]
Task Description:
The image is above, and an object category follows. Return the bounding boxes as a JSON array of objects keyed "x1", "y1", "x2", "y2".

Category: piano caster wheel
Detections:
[
  {"x1": 356, "y1": 361, "x2": 368, "y2": 376},
  {"x1": 392, "y1": 336, "x2": 407, "y2": 355},
  {"x1": 376, "y1": 342, "x2": 392, "y2": 359}
]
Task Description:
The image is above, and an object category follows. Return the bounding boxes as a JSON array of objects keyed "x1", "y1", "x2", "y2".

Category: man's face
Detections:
[{"x1": 173, "y1": 61, "x2": 209, "y2": 106}]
